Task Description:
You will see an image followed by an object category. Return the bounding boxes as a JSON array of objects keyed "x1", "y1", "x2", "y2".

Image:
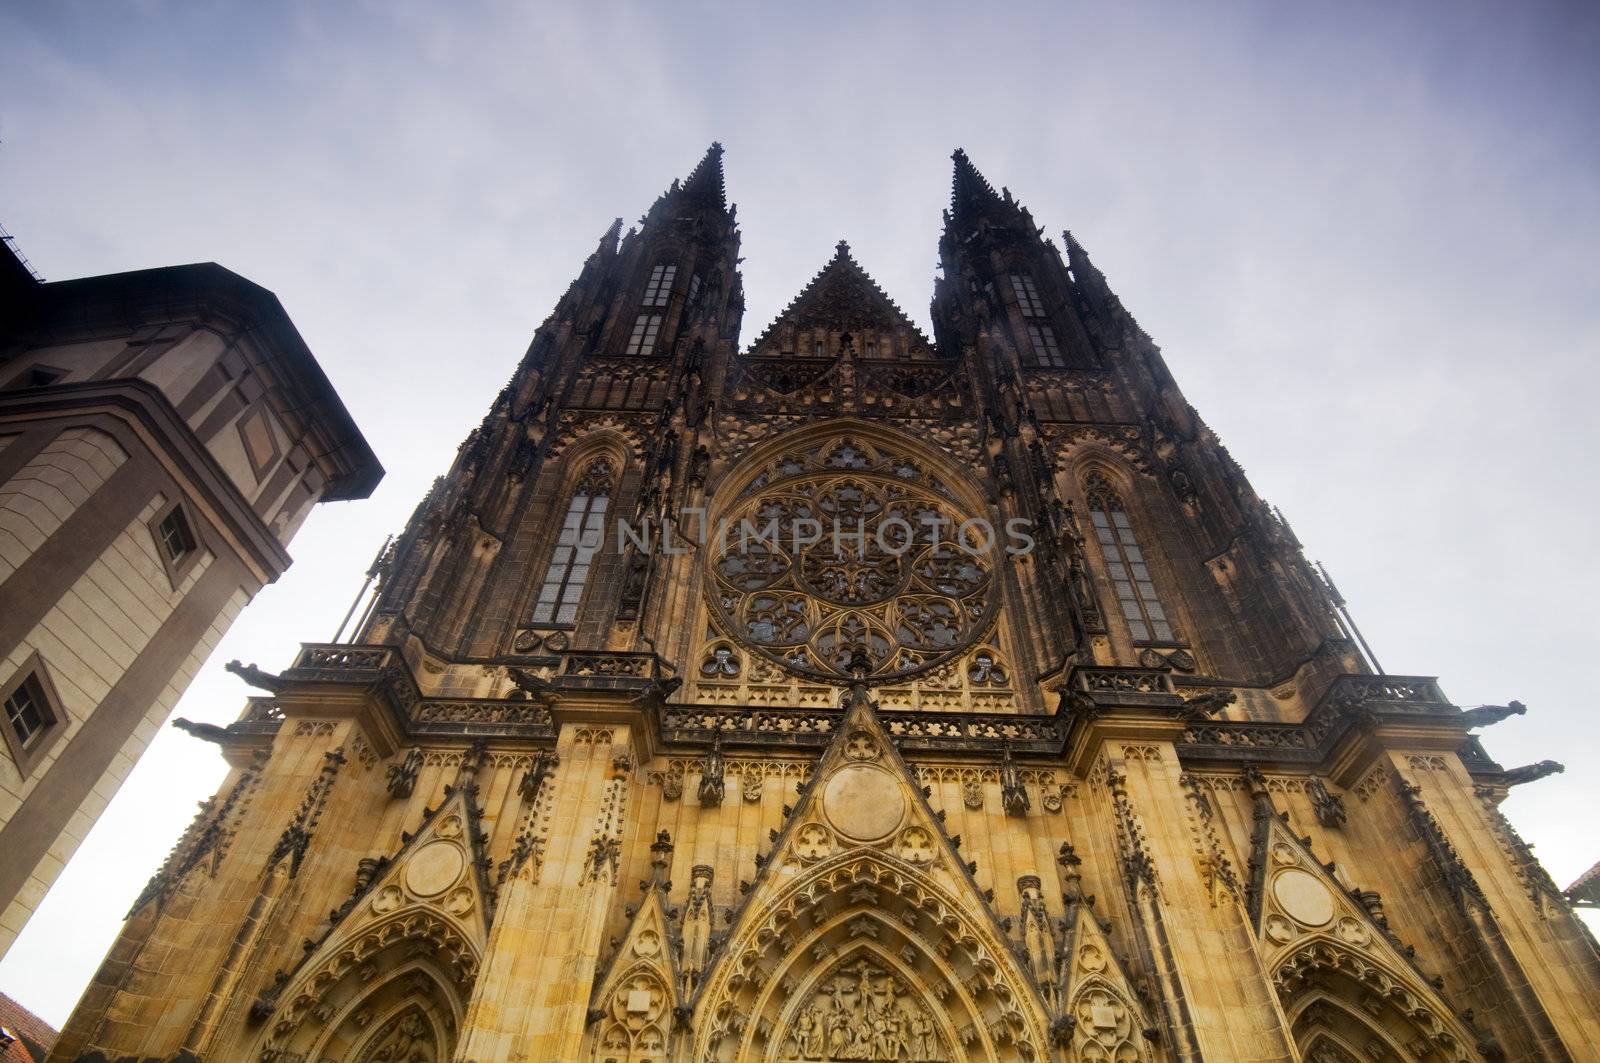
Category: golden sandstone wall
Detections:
[{"x1": 44, "y1": 668, "x2": 1600, "y2": 1062}]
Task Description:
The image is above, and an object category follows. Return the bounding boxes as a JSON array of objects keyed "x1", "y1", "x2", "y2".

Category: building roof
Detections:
[
  {"x1": 0, "y1": 992, "x2": 57, "y2": 1063},
  {"x1": 1566, "y1": 859, "x2": 1600, "y2": 905},
  {"x1": 1, "y1": 236, "x2": 382, "y2": 501},
  {"x1": 745, "y1": 240, "x2": 934, "y2": 357}
]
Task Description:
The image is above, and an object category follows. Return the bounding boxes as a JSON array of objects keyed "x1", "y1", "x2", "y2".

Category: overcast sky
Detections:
[{"x1": 2, "y1": 0, "x2": 1597, "y2": 1027}]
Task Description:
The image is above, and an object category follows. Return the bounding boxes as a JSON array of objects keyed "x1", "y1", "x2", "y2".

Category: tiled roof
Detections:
[
  {"x1": 1567, "y1": 858, "x2": 1600, "y2": 903},
  {"x1": 0, "y1": 992, "x2": 56, "y2": 1063}
]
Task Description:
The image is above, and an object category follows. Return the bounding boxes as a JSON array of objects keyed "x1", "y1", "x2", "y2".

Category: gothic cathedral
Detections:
[{"x1": 50, "y1": 147, "x2": 1600, "y2": 1062}]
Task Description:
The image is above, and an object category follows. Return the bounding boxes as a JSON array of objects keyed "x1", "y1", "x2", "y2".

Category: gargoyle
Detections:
[
  {"x1": 1502, "y1": 760, "x2": 1564, "y2": 788},
  {"x1": 1177, "y1": 689, "x2": 1237, "y2": 721},
  {"x1": 1057, "y1": 686, "x2": 1100, "y2": 721},
  {"x1": 225, "y1": 659, "x2": 284, "y2": 693},
  {"x1": 630, "y1": 673, "x2": 684, "y2": 708},
  {"x1": 1460, "y1": 700, "x2": 1526, "y2": 729},
  {"x1": 172, "y1": 717, "x2": 230, "y2": 744},
  {"x1": 506, "y1": 666, "x2": 556, "y2": 703}
]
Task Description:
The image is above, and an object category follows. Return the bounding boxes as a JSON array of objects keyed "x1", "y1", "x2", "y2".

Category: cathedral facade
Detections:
[{"x1": 49, "y1": 147, "x2": 1600, "y2": 1062}]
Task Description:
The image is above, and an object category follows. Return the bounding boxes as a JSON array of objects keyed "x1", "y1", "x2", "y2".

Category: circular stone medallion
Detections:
[
  {"x1": 821, "y1": 764, "x2": 906, "y2": 842},
  {"x1": 1273, "y1": 868, "x2": 1335, "y2": 927},
  {"x1": 405, "y1": 840, "x2": 465, "y2": 897}
]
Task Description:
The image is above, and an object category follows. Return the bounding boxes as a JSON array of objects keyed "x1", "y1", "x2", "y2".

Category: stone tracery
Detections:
[{"x1": 708, "y1": 437, "x2": 999, "y2": 682}]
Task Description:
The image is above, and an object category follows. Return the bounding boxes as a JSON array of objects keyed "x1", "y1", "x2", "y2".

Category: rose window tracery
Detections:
[{"x1": 709, "y1": 442, "x2": 996, "y2": 681}]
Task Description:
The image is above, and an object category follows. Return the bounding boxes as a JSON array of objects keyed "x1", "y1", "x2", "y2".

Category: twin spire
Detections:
[{"x1": 645, "y1": 142, "x2": 1022, "y2": 231}]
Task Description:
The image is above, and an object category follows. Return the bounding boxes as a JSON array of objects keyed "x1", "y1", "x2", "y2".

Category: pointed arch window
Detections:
[
  {"x1": 532, "y1": 460, "x2": 613, "y2": 624},
  {"x1": 642, "y1": 263, "x2": 677, "y2": 307},
  {"x1": 1085, "y1": 473, "x2": 1174, "y2": 642}
]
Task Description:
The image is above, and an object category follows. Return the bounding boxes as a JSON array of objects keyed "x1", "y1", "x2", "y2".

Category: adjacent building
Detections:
[
  {"x1": 44, "y1": 148, "x2": 1600, "y2": 1061},
  {"x1": 0, "y1": 236, "x2": 381, "y2": 956}
]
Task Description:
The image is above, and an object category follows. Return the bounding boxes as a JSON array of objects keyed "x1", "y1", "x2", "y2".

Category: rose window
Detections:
[{"x1": 709, "y1": 446, "x2": 996, "y2": 681}]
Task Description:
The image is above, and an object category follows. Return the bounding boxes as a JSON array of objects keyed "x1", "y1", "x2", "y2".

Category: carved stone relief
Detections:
[{"x1": 778, "y1": 957, "x2": 948, "y2": 1061}]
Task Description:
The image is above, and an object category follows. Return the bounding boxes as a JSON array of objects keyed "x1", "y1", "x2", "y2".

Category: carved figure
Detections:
[{"x1": 699, "y1": 734, "x2": 727, "y2": 807}]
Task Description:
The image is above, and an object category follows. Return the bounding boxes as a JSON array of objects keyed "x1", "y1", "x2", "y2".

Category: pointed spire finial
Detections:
[
  {"x1": 597, "y1": 216, "x2": 623, "y2": 255},
  {"x1": 678, "y1": 141, "x2": 728, "y2": 210},
  {"x1": 949, "y1": 147, "x2": 1003, "y2": 224},
  {"x1": 834, "y1": 239, "x2": 852, "y2": 260}
]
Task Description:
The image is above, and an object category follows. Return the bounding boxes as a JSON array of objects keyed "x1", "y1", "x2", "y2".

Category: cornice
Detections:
[
  {"x1": 0, "y1": 379, "x2": 294, "y2": 582},
  {"x1": 208, "y1": 645, "x2": 1507, "y2": 786}
]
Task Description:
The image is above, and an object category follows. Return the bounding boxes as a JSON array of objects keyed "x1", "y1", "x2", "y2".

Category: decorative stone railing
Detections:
[
  {"x1": 244, "y1": 648, "x2": 1495, "y2": 774},
  {"x1": 1067, "y1": 666, "x2": 1175, "y2": 695}
]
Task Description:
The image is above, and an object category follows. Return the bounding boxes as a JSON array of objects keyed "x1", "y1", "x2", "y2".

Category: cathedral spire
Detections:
[
  {"x1": 947, "y1": 147, "x2": 1005, "y2": 226},
  {"x1": 1063, "y1": 227, "x2": 1130, "y2": 330},
  {"x1": 681, "y1": 141, "x2": 727, "y2": 208},
  {"x1": 644, "y1": 141, "x2": 729, "y2": 223}
]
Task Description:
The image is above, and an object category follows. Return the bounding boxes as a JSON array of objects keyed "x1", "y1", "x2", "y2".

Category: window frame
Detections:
[
  {"x1": 148, "y1": 498, "x2": 202, "y2": 589},
  {"x1": 1010, "y1": 272, "x2": 1047, "y2": 318},
  {"x1": 642, "y1": 263, "x2": 678, "y2": 307},
  {"x1": 237, "y1": 403, "x2": 283, "y2": 481},
  {"x1": 625, "y1": 313, "x2": 664, "y2": 357},
  {"x1": 529, "y1": 462, "x2": 614, "y2": 627},
  {"x1": 1, "y1": 652, "x2": 66, "y2": 776},
  {"x1": 1025, "y1": 323, "x2": 1067, "y2": 369},
  {"x1": 1084, "y1": 475, "x2": 1178, "y2": 646}
]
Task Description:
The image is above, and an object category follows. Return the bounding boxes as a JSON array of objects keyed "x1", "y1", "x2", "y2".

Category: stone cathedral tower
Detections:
[{"x1": 49, "y1": 147, "x2": 1599, "y2": 1062}]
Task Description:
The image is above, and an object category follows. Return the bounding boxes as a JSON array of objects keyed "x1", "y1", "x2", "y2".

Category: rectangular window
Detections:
[
  {"x1": 149, "y1": 501, "x2": 201, "y2": 588},
  {"x1": 1010, "y1": 272, "x2": 1046, "y2": 317},
  {"x1": 1090, "y1": 506, "x2": 1174, "y2": 642},
  {"x1": 642, "y1": 263, "x2": 677, "y2": 307},
  {"x1": 1026, "y1": 323, "x2": 1067, "y2": 368},
  {"x1": 531, "y1": 489, "x2": 610, "y2": 625},
  {"x1": 1, "y1": 656, "x2": 64, "y2": 774},
  {"x1": 625, "y1": 313, "x2": 664, "y2": 356},
  {"x1": 688, "y1": 273, "x2": 702, "y2": 307},
  {"x1": 157, "y1": 508, "x2": 196, "y2": 563}
]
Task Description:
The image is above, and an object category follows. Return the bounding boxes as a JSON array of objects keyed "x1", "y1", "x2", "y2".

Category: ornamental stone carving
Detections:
[
  {"x1": 707, "y1": 438, "x2": 997, "y2": 682},
  {"x1": 778, "y1": 957, "x2": 948, "y2": 1061}
]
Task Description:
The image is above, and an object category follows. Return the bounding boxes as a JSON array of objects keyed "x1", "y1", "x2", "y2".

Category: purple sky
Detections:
[{"x1": 2, "y1": 0, "x2": 1597, "y2": 1026}]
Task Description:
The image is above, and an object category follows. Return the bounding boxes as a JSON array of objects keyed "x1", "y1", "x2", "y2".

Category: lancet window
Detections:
[
  {"x1": 1085, "y1": 472, "x2": 1174, "y2": 643},
  {"x1": 532, "y1": 460, "x2": 614, "y2": 625}
]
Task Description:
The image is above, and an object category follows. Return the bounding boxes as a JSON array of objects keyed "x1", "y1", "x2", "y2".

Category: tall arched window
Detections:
[
  {"x1": 532, "y1": 460, "x2": 614, "y2": 624},
  {"x1": 1084, "y1": 472, "x2": 1174, "y2": 643}
]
